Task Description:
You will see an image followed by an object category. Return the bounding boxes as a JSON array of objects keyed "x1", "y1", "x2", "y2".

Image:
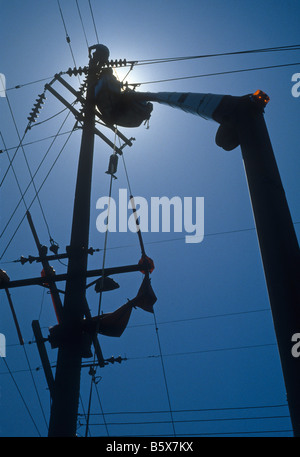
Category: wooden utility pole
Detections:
[{"x1": 48, "y1": 52, "x2": 98, "y2": 437}]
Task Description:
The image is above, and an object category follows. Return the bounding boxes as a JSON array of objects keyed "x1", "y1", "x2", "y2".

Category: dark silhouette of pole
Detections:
[{"x1": 48, "y1": 54, "x2": 98, "y2": 437}]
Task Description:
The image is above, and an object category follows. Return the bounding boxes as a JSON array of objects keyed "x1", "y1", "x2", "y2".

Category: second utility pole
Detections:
[{"x1": 48, "y1": 48, "x2": 103, "y2": 437}]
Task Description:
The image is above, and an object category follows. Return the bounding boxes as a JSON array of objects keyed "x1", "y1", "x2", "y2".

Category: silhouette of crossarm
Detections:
[
  {"x1": 0, "y1": 263, "x2": 149, "y2": 289},
  {"x1": 45, "y1": 83, "x2": 124, "y2": 154}
]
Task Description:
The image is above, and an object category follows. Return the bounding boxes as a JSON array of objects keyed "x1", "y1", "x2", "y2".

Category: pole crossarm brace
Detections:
[
  {"x1": 54, "y1": 73, "x2": 134, "y2": 148},
  {"x1": 45, "y1": 74, "x2": 134, "y2": 155}
]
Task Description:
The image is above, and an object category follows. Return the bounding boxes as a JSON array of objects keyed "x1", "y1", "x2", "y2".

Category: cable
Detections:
[
  {"x1": 78, "y1": 403, "x2": 289, "y2": 416},
  {"x1": 128, "y1": 308, "x2": 270, "y2": 329},
  {"x1": 0, "y1": 356, "x2": 41, "y2": 436},
  {"x1": 2, "y1": 90, "x2": 53, "y2": 241},
  {"x1": 128, "y1": 342, "x2": 277, "y2": 362},
  {"x1": 0, "y1": 131, "x2": 28, "y2": 211},
  {"x1": 88, "y1": 0, "x2": 100, "y2": 44},
  {"x1": 75, "y1": 0, "x2": 89, "y2": 49},
  {"x1": 94, "y1": 381, "x2": 110, "y2": 436},
  {"x1": 0, "y1": 111, "x2": 73, "y2": 246},
  {"x1": 0, "y1": 129, "x2": 28, "y2": 188},
  {"x1": 32, "y1": 106, "x2": 69, "y2": 127},
  {"x1": 57, "y1": 0, "x2": 77, "y2": 68},
  {"x1": 80, "y1": 414, "x2": 290, "y2": 427},
  {"x1": 2, "y1": 44, "x2": 299, "y2": 95},
  {"x1": 22, "y1": 345, "x2": 48, "y2": 430},
  {"x1": 0, "y1": 126, "x2": 75, "y2": 260},
  {"x1": 94, "y1": 429, "x2": 292, "y2": 437},
  {"x1": 1, "y1": 129, "x2": 76, "y2": 154},
  {"x1": 153, "y1": 311, "x2": 176, "y2": 436},
  {"x1": 134, "y1": 44, "x2": 300, "y2": 66},
  {"x1": 3, "y1": 76, "x2": 53, "y2": 93},
  {"x1": 132, "y1": 62, "x2": 300, "y2": 86}
]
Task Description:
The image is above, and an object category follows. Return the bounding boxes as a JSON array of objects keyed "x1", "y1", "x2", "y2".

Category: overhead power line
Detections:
[
  {"x1": 133, "y1": 62, "x2": 300, "y2": 86},
  {"x1": 2, "y1": 44, "x2": 299, "y2": 94},
  {"x1": 134, "y1": 44, "x2": 300, "y2": 65}
]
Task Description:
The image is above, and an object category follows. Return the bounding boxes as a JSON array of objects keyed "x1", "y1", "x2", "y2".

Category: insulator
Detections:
[
  {"x1": 28, "y1": 255, "x2": 36, "y2": 264},
  {"x1": 66, "y1": 66, "x2": 88, "y2": 77},
  {"x1": 49, "y1": 241, "x2": 59, "y2": 255},
  {"x1": 19, "y1": 256, "x2": 28, "y2": 265},
  {"x1": 106, "y1": 356, "x2": 115, "y2": 364},
  {"x1": 105, "y1": 154, "x2": 118, "y2": 178}
]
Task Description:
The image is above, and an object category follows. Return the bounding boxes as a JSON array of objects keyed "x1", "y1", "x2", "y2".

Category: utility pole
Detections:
[{"x1": 47, "y1": 48, "x2": 101, "y2": 437}]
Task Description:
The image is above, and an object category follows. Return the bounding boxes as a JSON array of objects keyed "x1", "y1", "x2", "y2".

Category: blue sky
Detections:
[{"x1": 0, "y1": 0, "x2": 299, "y2": 437}]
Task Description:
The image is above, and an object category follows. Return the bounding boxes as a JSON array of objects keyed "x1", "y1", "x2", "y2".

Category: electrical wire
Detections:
[
  {"x1": 2, "y1": 90, "x2": 54, "y2": 243},
  {"x1": 0, "y1": 111, "x2": 73, "y2": 249},
  {"x1": 88, "y1": 0, "x2": 100, "y2": 44},
  {"x1": 22, "y1": 345, "x2": 49, "y2": 430},
  {"x1": 0, "y1": 124, "x2": 75, "y2": 260},
  {"x1": 128, "y1": 342, "x2": 277, "y2": 362},
  {"x1": 75, "y1": 0, "x2": 89, "y2": 49},
  {"x1": 133, "y1": 62, "x2": 300, "y2": 86},
  {"x1": 1, "y1": 129, "x2": 76, "y2": 154},
  {"x1": 3, "y1": 44, "x2": 299, "y2": 95},
  {"x1": 133, "y1": 44, "x2": 300, "y2": 65},
  {"x1": 119, "y1": 136, "x2": 177, "y2": 436},
  {"x1": 79, "y1": 414, "x2": 290, "y2": 427},
  {"x1": 0, "y1": 356, "x2": 41, "y2": 436},
  {"x1": 57, "y1": 0, "x2": 77, "y2": 68},
  {"x1": 0, "y1": 131, "x2": 28, "y2": 211},
  {"x1": 153, "y1": 311, "x2": 177, "y2": 436},
  {"x1": 78, "y1": 403, "x2": 289, "y2": 416}
]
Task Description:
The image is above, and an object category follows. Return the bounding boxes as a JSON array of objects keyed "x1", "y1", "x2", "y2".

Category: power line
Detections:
[
  {"x1": 88, "y1": 0, "x2": 100, "y2": 44},
  {"x1": 133, "y1": 62, "x2": 300, "y2": 86},
  {"x1": 1, "y1": 129, "x2": 75, "y2": 154},
  {"x1": 0, "y1": 355, "x2": 41, "y2": 436},
  {"x1": 127, "y1": 342, "x2": 277, "y2": 362},
  {"x1": 134, "y1": 44, "x2": 300, "y2": 65},
  {"x1": 153, "y1": 311, "x2": 176, "y2": 436},
  {"x1": 80, "y1": 414, "x2": 290, "y2": 427},
  {"x1": 75, "y1": 0, "x2": 89, "y2": 49},
  {"x1": 127, "y1": 308, "x2": 270, "y2": 329},
  {"x1": 3, "y1": 44, "x2": 299, "y2": 94},
  {"x1": 57, "y1": 0, "x2": 77, "y2": 68},
  {"x1": 2, "y1": 91, "x2": 53, "y2": 242},
  {"x1": 0, "y1": 125, "x2": 75, "y2": 260},
  {"x1": 97, "y1": 429, "x2": 292, "y2": 437},
  {"x1": 0, "y1": 111, "x2": 73, "y2": 247},
  {"x1": 78, "y1": 403, "x2": 289, "y2": 416}
]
